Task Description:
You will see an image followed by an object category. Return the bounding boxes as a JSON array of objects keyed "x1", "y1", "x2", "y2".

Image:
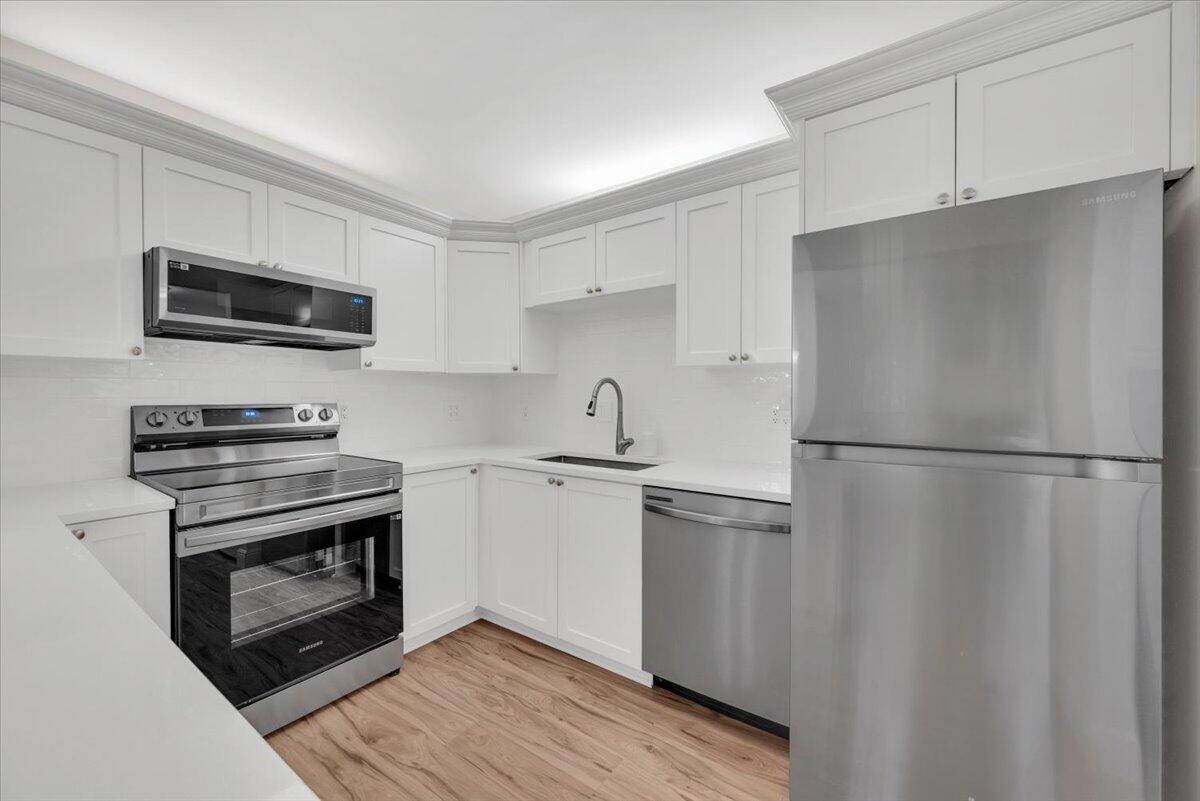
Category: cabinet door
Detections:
[
  {"x1": 595, "y1": 203, "x2": 675, "y2": 295},
  {"x1": 402, "y1": 467, "x2": 478, "y2": 639},
  {"x1": 804, "y1": 77, "x2": 955, "y2": 232},
  {"x1": 446, "y1": 241, "x2": 521, "y2": 373},
  {"x1": 557, "y1": 476, "x2": 641, "y2": 668},
  {"x1": 359, "y1": 216, "x2": 446, "y2": 372},
  {"x1": 524, "y1": 224, "x2": 595, "y2": 306},
  {"x1": 675, "y1": 186, "x2": 742, "y2": 366},
  {"x1": 480, "y1": 468, "x2": 559, "y2": 636},
  {"x1": 0, "y1": 103, "x2": 143, "y2": 360},
  {"x1": 74, "y1": 512, "x2": 170, "y2": 634},
  {"x1": 741, "y1": 172, "x2": 800, "y2": 365},
  {"x1": 143, "y1": 149, "x2": 269, "y2": 263},
  {"x1": 956, "y1": 10, "x2": 1170, "y2": 204},
  {"x1": 267, "y1": 186, "x2": 359, "y2": 281}
]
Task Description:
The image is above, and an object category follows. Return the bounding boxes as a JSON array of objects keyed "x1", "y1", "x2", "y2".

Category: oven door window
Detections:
[{"x1": 177, "y1": 510, "x2": 402, "y2": 709}]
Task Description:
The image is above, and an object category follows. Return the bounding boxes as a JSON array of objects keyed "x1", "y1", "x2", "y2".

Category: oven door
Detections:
[{"x1": 175, "y1": 493, "x2": 403, "y2": 709}]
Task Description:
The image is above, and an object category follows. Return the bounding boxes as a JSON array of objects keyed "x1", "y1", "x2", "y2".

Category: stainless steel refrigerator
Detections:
[{"x1": 790, "y1": 170, "x2": 1164, "y2": 801}]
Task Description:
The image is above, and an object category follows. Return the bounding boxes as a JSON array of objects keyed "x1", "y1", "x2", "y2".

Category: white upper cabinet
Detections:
[
  {"x1": 447, "y1": 240, "x2": 521, "y2": 373},
  {"x1": 956, "y1": 10, "x2": 1170, "y2": 204},
  {"x1": 401, "y1": 466, "x2": 478, "y2": 642},
  {"x1": 556, "y1": 476, "x2": 641, "y2": 669},
  {"x1": 267, "y1": 186, "x2": 359, "y2": 281},
  {"x1": 143, "y1": 149, "x2": 269, "y2": 263},
  {"x1": 804, "y1": 76, "x2": 956, "y2": 232},
  {"x1": 480, "y1": 467, "x2": 559, "y2": 636},
  {"x1": 358, "y1": 216, "x2": 446, "y2": 372},
  {"x1": 524, "y1": 224, "x2": 595, "y2": 305},
  {"x1": 0, "y1": 103, "x2": 144, "y2": 360},
  {"x1": 595, "y1": 203, "x2": 675, "y2": 295},
  {"x1": 741, "y1": 172, "x2": 800, "y2": 365},
  {"x1": 675, "y1": 186, "x2": 742, "y2": 366}
]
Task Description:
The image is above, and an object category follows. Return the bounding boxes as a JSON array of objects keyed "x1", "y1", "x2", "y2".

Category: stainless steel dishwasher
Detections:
[{"x1": 642, "y1": 486, "x2": 790, "y2": 735}]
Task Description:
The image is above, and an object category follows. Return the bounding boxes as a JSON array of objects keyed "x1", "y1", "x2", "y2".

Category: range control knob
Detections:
[
  {"x1": 297, "y1": 408, "x2": 314, "y2": 422},
  {"x1": 318, "y1": 407, "x2": 334, "y2": 422},
  {"x1": 176, "y1": 410, "x2": 199, "y2": 426},
  {"x1": 145, "y1": 411, "x2": 168, "y2": 428}
]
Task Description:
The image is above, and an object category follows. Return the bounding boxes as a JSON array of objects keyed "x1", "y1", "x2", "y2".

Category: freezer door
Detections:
[
  {"x1": 791, "y1": 452, "x2": 1161, "y2": 801},
  {"x1": 792, "y1": 170, "x2": 1162, "y2": 458}
]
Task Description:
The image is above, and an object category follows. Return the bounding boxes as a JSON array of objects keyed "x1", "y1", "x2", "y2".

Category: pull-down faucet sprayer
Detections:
[{"x1": 586, "y1": 377, "x2": 634, "y2": 455}]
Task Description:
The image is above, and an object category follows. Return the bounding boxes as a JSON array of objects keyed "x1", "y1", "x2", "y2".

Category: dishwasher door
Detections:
[{"x1": 642, "y1": 486, "x2": 791, "y2": 728}]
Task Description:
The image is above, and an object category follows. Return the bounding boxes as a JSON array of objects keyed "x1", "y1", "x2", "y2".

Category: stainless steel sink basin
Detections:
[{"x1": 536, "y1": 454, "x2": 657, "y2": 471}]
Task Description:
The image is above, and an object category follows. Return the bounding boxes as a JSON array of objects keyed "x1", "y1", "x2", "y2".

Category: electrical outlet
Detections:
[
  {"x1": 520, "y1": 403, "x2": 531, "y2": 421},
  {"x1": 769, "y1": 403, "x2": 790, "y2": 427},
  {"x1": 339, "y1": 403, "x2": 351, "y2": 422},
  {"x1": 446, "y1": 403, "x2": 461, "y2": 421}
]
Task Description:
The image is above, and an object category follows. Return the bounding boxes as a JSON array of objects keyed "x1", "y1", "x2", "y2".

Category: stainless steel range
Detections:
[{"x1": 130, "y1": 403, "x2": 404, "y2": 734}]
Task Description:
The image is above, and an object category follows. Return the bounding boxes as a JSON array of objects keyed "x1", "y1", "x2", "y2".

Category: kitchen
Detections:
[{"x1": 0, "y1": 2, "x2": 1197, "y2": 800}]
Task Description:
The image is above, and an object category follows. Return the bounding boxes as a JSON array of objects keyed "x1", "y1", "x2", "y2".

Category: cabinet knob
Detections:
[
  {"x1": 547, "y1": 476, "x2": 556, "y2": 485},
  {"x1": 272, "y1": 262, "x2": 284, "y2": 270},
  {"x1": 71, "y1": 529, "x2": 86, "y2": 541},
  {"x1": 469, "y1": 467, "x2": 478, "y2": 475},
  {"x1": 364, "y1": 360, "x2": 373, "y2": 367},
  {"x1": 594, "y1": 286, "x2": 602, "y2": 293},
  {"x1": 555, "y1": 479, "x2": 564, "y2": 486},
  {"x1": 585, "y1": 287, "x2": 595, "y2": 294},
  {"x1": 728, "y1": 354, "x2": 737, "y2": 361},
  {"x1": 130, "y1": 346, "x2": 143, "y2": 356},
  {"x1": 935, "y1": 192, "x2": 950, "y2": 205},
  {"x1": 740, "y1": 353, "x2": 750, "y2": 361},
  {"x1": 511, "y1": 365, "x2": 519, "y2": 372},
  {"x1": 960, "y1": 187, "x2": 978, "y2": 201},
  {"x1": 257, "y1": 260, "x2": 269, "y2": 268}
]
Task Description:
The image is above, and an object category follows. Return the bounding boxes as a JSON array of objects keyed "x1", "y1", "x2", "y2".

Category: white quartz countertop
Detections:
[
  {"x1": 367, "y1": 443, "x2": 791, "y2": 503},
  {"x1": 0, "y1": 478, "x2": 316, "y2": 801}
]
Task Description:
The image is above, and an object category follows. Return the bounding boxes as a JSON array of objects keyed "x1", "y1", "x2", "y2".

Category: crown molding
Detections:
[
  {"x1": 765, "y1": 0, "x2": 1174, "y2": 133},
  {"x1": 447, "y1": 219, "x2": 519, "y2": 242},
  {"x1": 509, "y1": 137, "x2": 799, "y2": 241},
  {"x1": 0, "y1": 58, "x2": 455, "y2": 237}
]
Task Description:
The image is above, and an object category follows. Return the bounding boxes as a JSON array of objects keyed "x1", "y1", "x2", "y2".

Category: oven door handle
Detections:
[{"x1": 181, "y1": 493, "x2": 403, "y2": 553}]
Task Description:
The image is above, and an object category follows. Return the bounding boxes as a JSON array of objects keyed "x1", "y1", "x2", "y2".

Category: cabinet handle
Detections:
[
  {"x1": 364, "y1": 360, "x2": 373, "y2": 367},
  {"x1": 585, "y1": 287, "x2": 595, "y2": 294},
  {"x1": 130, "y1": 346, "x2": 143, "y2": 356},
  {"x1": 469, "y1": 467, "x2": 478, "y2": 474},
  {"x1": 728, "y1": 354, "x2": 737, "y2": 361},
  {"x1": 547, "y1": 476, "x2": 556, "y2": 485},
  {"x1": 935, "y1": 192, "x2": 950, "y2": 205},
  {"x1": 960, "y1": 187, "x2": 978, "y2": 201},
  {"x1": 71, "y1": 529, "x2": 86, "y2": 541},
  {"x1": 555, "y1": 479, "x2": 564, "y2": 486},
  {"x1": 511, "y1": 365, "x2": 519, "y2": 372},
  {"x1": 594, "y1": 286, "x2": 602, "y2": 293},
  {"x1": 740, "y1": 353, "x2": 750, "y2": 361}
]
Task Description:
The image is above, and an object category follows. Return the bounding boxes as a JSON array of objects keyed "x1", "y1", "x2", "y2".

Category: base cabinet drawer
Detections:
[{"x1": 71, "y1": 512, "x2": 170, "y2": 634}]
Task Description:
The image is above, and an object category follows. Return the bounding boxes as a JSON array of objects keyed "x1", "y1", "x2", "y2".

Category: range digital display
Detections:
[{"x1": 201, "y1": 407, "x2": 295, "y2": 426}]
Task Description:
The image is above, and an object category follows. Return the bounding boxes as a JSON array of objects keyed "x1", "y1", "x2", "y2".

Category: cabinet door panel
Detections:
[
  {"x1": 557, "y1": 477, "x2": 641, "y2": 668},
  {"x1": 675, "y1": 186, "x2": 742, "y2": 365},
  {"x1": 956, "y1": 10, "x2": 1170, "y2": 204},
  {"x1": 267, "y1": 186, "x2": 359, "y2": 280},
  {"x1": 525, "y1": 225, "x2": 595, "y2": 305},
  {"x1": 595, "y1": 203, "x2": 674, "y2": 294},
  {"x1": 76, "y1": 513, "x2": 170, "y2": 634},
  {"x1": 446, "y1": 241, "x2": 520, "y2": 373},
  {"x1": 805, "y1": 77, "x2": 955, "y2": 231},
  {"x1": 402, "y1": 468, "x2": 478, "y2": 638},
  {"x1": 741, "y1": 172, "x2": 800, "y2": 364},
  {"x1": 0, "y1": 103, "x2": 143, "y2": 359},
  {"x1": 482, "y1": 468, "x2": 558, "y2": 636},
  {"x1": 143, "y1": 149, "x2": 268, "y2": 263},
  {"x1": 359, "y1": 216, "x2": 446, "y2": 372}
]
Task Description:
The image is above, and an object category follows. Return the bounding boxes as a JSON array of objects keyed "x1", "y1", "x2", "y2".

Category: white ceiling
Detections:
[{"x1": 0, "y1": 0, "x2": 998, "y2": 220}]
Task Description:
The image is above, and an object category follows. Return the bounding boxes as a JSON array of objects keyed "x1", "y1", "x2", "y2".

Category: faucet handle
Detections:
[{"x1": 618, "y1": 437, "x2": 635, "y2": 455}]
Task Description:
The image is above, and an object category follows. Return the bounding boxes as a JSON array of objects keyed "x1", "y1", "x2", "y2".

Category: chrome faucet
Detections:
[{"x1": 586, "y1": 377, "x2": 634, "y2": 455}]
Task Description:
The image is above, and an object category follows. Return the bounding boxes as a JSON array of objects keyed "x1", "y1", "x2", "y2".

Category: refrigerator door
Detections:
[
  {"x1": 790, "y1": 446, "x2": 1162, "y2": 801},
  {"x1": 792, "y1": 170, "x2": 1163, "y2": 459}
]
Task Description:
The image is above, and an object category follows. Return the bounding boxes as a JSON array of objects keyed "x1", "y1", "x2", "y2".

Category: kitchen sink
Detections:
[{"x1": 535, "y1": 454, "x2": 658, "y2": 471}]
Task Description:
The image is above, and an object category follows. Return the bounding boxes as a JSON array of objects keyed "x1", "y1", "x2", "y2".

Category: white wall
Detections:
[
  {"x1": 0, "y1": 339, "x2": 492, "y2": 488},
  {"x1": 490, "y1": 291, "x2": 792, "y2": 466}
]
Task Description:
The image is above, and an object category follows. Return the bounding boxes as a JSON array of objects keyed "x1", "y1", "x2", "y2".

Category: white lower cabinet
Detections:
[
  {"x1": 400, "y1": 467, "x2": 478, "y2": 643},
  {"x1": 480, "y1": 467, "x2": 642, "y2": 670},
  {"x1": 71, "y1": 512, "x2": 170, "y2": 634},
  {"x1": 556, "y1": 476, "x2": 641, "y2": 668}
]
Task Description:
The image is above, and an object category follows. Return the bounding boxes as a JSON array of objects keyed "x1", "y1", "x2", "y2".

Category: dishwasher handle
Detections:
[{"x1": 643, "y1": 503, "x2": 790, "y2": 534}]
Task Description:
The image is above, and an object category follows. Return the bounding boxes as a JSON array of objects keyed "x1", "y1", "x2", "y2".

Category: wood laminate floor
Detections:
[{"x1": 267, "y1": 620, "x2": 789, "y2": 801}]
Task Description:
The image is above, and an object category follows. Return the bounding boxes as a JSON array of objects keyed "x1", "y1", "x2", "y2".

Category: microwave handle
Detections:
[{"x1": 181, "y1": 493, "x2": 404, "y2": 554}]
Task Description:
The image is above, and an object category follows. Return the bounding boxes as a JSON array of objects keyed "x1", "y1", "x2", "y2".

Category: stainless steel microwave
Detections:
[{"x1": 143, "y1": 247, "x2": 377, "y2": 350}]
